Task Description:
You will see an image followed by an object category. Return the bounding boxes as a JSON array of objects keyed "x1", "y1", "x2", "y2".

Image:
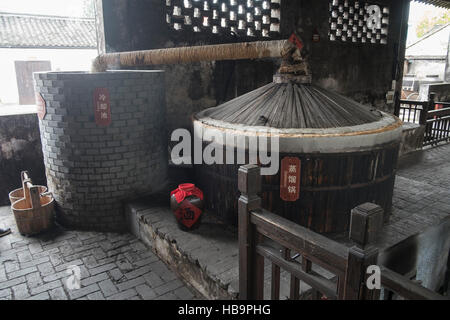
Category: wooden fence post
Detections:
[
  {"x1": 238, "y1": 164, "x2": 262, "y2": 300},
  {"x1": 343, "y1": 203, "x2": 383, "y2": 300},
  {"x1": 420, "y1": 92, "x2": 435, "y2": 125}
]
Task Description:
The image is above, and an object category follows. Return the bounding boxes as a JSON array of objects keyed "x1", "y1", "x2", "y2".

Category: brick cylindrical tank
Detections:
[{"x1": 34, "y1": 71, "x2": 168, "y2": 232}]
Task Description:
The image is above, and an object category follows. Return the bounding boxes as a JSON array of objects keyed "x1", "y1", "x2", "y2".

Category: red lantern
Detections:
[{"x1": 170, "y1": 183, "x2": 204, "y2": 230}]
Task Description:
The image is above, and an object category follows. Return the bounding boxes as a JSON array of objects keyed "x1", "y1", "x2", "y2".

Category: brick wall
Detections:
[{"x1": 34, "y1": 71, "x2": 168, "y2": 232}]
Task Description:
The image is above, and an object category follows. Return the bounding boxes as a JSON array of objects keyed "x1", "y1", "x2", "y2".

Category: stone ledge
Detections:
[
  {"x1": 125, "y1": 195, "x2": 338, "y2": 300},
  {"x1": 125, "y1": 196, "x2": 239, "y2": 299}
]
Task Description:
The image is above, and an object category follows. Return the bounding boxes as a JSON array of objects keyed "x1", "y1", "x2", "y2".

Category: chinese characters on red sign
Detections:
[
  {"x1": 93, "y1": 88, "x2": 111, "y2": 126},
  {"x1": 36, "y1": 92, "x2": 46, "y2": 120},
  {"x1": 280, "y1": 157, "x2": 301, "y2": 202}
]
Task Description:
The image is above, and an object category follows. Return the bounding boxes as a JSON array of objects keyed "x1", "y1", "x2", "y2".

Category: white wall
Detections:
[
  {"x1": 408, "y1": 59, "x2": 446, "y2": 80},
  {"x1": 406, "y1": 25, "x2": 450, "y2": 57},
  {"x1": 0, "y1": 48, "x2": 98, "y2": 104}
]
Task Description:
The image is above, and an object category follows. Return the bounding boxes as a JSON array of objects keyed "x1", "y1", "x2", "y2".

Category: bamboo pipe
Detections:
[{"x1": 91, "y1": 40, "x2": 290, "y2": 72}]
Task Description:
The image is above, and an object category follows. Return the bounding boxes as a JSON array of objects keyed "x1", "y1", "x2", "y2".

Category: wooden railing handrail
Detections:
[
  {"x1": 380, "y1": 266, "x2": 449, "y2": 300},
  {"x1": 399, "y1": 99, "x2": 427, "y2": 106},
  {"x1": 427, "y1": 107, "x2": 450, "y2": 118},
  {"x1": 251, "y1": 209, "x2": 348, "y2": 274},
  {"x1": 434, "y1": 101, "x2": 450, "y2": 106}
]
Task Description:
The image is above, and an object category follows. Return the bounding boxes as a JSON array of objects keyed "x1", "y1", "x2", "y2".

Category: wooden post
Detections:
[
  {"x1": 238, "y1": 164, "x2": 262, "y2": 300},
  {"x1": 422, "y1": 92, "x2": 435, "y2": 145},
  {"x1": 420, "y1": 92, "x2": 435, "y2": 125},
  {"x1": 343, "y1": 203, "x2": 383, "y2": 300}
]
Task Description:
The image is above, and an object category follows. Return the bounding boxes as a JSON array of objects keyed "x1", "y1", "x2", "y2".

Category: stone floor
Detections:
[{"x1": 0, "y1": 206, "x2": 200, "y2": 300}]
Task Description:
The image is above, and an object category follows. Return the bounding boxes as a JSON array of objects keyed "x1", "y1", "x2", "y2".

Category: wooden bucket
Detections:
[
  {"x1": 11, "y1": 178, "x2": 55, "y2": 236},
  {"x1": 8, "y1": 171, "x2": 47, "y2": 205}
]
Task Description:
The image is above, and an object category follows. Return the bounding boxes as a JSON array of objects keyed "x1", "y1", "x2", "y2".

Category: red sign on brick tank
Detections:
[
  {"x1": 93, "y1": 88, "x2": 111, "y2": 126},
  {"x1": 280, "y1": 157, "x2": 301, "y2": 202}
]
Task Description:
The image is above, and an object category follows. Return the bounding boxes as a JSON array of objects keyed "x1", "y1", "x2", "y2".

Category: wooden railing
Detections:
[
  {"x1": 238, "y1": 164, "x2": 448, "y2": 300},
  {"x1": 397, "y1": 93, "x2": 450, "y2": 146},
  {"x1": 424, "y1": 102, "x2": 450, "y2": 146},
  {"x1": 397, "y1": 99, "x2": 428, "y2": 124}
]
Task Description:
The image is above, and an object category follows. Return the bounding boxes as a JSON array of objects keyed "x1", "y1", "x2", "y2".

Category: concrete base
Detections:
[{"x1": 399, "y1": 123, "x2": 425, "y2": 156}]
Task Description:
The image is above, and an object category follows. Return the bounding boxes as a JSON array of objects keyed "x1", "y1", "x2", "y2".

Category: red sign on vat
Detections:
[
  {"x1": 36, "y1": 92, "x2": 46, "y2": 120},
  {"x1": 280, "y1": 157, "x2": 301, "y2": 202},
  {"x1": 93, "y1": 88, "x2": 111, "y2": 126}
]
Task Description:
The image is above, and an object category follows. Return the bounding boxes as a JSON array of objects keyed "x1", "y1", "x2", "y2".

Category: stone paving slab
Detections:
[{"x1": 0, "y1": 206, "x2": 200, "y2": 300}]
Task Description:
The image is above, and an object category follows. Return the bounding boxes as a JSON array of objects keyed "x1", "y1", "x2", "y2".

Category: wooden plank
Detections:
[
  {"x1": 251, "y1": 209, "x2": 348, "y2": 273},
  {"x1": 255, "y1": 252, "x2": 265, "y2": 300},
  {"x1": 284, "y1": 248, "x2": 300, "y2": 300},
  {"x1": 271, "y1": 263, "x2": 280, "y2": 300},
  {"x1": 344, "y1": 203, "x2": 383, "y2": 300},
  {"x1": 399, "y1": 100, "x2": 427, "y2": 106},
  {"x1": 427, "y1": 107, "x2": 450, "y2": 118},
  {"x1": 380, "y1": 266, "x2": 448, "y2": 300},
  {"x1": 238, "y1": 165, "x2": 262, "y2": 300},
  {"x1": 256, "y1": 244, "x2": 338, "y2": 299},
  {"x1": 302, "y1": 256, "x2": 322, "y2": 299}
]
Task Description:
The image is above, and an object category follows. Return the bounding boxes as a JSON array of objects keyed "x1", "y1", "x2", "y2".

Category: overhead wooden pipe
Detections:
[{"x1": 91, "y1": 40, "x2": 291, "y2": 72}]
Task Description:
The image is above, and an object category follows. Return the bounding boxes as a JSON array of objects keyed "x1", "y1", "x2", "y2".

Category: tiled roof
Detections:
[
  {"x1": 413, "y1": 0, "x2": 450, "y2": 9},
  {"x1": 0, "y1": 12, "x2": 97, "y2": 49}
]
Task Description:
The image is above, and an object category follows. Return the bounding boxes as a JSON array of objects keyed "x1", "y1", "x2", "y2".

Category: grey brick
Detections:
[
  {"x1": 7, "y1": 266, "x2": 37, "y2": 279},
  {"x1": 37, "y1": 262, "x2": 55, "y2": 276},
  {"x1": 154, "y1": 279, "x2": 184, "y2": 296},
  {"x1": 136, "y1": 284, "x2": 157, "y2": 300},
  {"x1": 109, "y1": 288, "x2": 138, "y2": 300},
  {"x1": 87, "y1": 291, "x2": 105, "y2": 300},
  {"x1": 117, "y1": 276, "x2": 146, "y2": 291},
  {"x1": 80, "y1": 272, "x2": 109, "y2": 287},
  {"x1": 173, "y1": 286, "x2": 195, "y2": 300},
  {"x1": 26, "y1": 272, "x2": 44, "y2": 289},
  {"x1": 27, "y1": 292, "x2": 50, "y2": 300},
  {"x1": 12, "y1": 283, "x2": 30, "y2": 299},
  {"x1": 68, "y1": 283, "x2": 100, "y2": 300},
  {"x1": 89, "y1": 262, "x2": 117, "y2": 276},
  {"x1": 155, "y1": 292, "x2": 178, "y2": 300},
  {"x1": 98, "y1": 279, "x2": 118, "y2": 297},
  {"x1": 144, "y1": 272, "x2": 164, "y2": 288},
  {"x1": 0, "y1": 276, "x2": 26, "y2": 290},
  {"x1": 30, "y1": 280, "x2": 62, "y2": 295},
  {"x1": 0, "y1": 289, "x2": 12, "y2": 299},
  {"x1": 124, "y1": 265, "x2": 152, "y2": 280},
  {"x1": 49, "y1": 287, "x2": 68, "y2": 300}
]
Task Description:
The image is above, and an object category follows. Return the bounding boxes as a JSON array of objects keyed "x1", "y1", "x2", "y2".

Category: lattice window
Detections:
[
  {"x1": 328, "y1": 0, "x2": 389, "y2": 44},
  {"x1": 165, "y1": 0, "x2": 281, "y2": 38}
]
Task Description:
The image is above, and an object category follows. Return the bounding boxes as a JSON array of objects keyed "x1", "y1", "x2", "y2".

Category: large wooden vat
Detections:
[{"x1": 193, "y1": 77, "x2": 402, "y2": 234}]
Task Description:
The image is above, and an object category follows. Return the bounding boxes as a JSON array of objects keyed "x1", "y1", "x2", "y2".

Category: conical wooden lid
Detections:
[{"x1": 196, "y1": 82, "x2": 382, "y2": 129}]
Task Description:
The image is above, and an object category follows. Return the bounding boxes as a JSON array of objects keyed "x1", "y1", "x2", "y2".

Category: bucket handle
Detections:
[
  {"x1": 21, "y1": 171, "x2": 30, "y2": 184},
  {"x1": 28, "y1": 186, "x2": 42, "y2": 210},
  {"x1": 22, "y1": 177, "x2": 41, "y2": 209}
]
